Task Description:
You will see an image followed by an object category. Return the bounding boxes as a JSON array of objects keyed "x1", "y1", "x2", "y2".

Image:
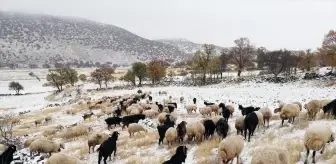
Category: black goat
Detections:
[
  {"x1": 83, "y1": 112, "x2": 94, "y2": 120},
  {"x1": 203, "y1": 119, "x2": 216, "y2": 139},
  {"x1": 204, "y1": 101, "x2": 215, "y2": 106},
  {"x1": 238, "y1": 104, "x2": 259, "y2": 116},
  {"x1": 193, "y1": 98, "x2": 196, "y2": 104},
  {"x1": 97, "y1": 131, "x2": 120, "y2": 164},
  {"x1": 0, "y1": 145, "x2": 16, "y2": 164},
  {"x1": 105, "y1": 117, "x2": 122, "y2": 130},
  {"x1": 162, "y1": 146, "x2": 188, "y2": 164},
  {"x1": 167, "y1": 103, "x2": 177, "y2": 109},
  {"x1": 176, "y1": 121, "x2": 187, "y2": 143},
  {"x1": 216, "y1": 118, "x2": 229, "y2": 139},
  {"x1": 244, "y1": 112, "x2": 259, "y2": 142},
  {"x1": 219, "y1": 103, "x2": 230, "y2": 122},
  {"x1": 167, "y1": 106, "x2": 175, "y2": 113},
  {"x1": 323, "y1": 99, "x2": 336, "y2": 118},
  {"x1": 157, "y1": 124, "x2": 172, "y2": 145},
  {"x1": 121, "y1": 114, "x2": 146, "y2": 129}
]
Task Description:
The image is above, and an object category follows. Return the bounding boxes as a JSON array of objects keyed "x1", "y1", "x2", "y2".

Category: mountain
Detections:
[
  {"x1": 0, "y1": 11, "x2": 188, "y2": 68},
  {"x1": 156, "y1": 38, "x2": 224, "y2": 54}
]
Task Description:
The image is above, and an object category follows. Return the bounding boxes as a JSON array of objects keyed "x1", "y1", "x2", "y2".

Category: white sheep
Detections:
[
  {"x1": 126, "y1": 106, "x2": 136, "y2": 115},
  {"x1": 158, "y1": 112, "x2": 168, "y2": 124},
  {"x1": 199, "y1": 106, "x2": 212, "y2": 117},
  {"x1": 226, "y1": 105, "x2": 235, "y2": 117},
  {"x1": 46, "y1": 153, "x2": 81, "y2": 164},
  {"x1": 87, "y1": 133, "x2": 109, "y2": 153},
  {"x1": 251, "y1": 146, "x2": 290, "y2": 164},
  {"x1": 305, "y1": 100, "x2": 322, "y2": 120},
  {"x1": 43, "y1": 126, "x2": 63, "y2": 137},
  {"x1": 29, "y1": 138, "x2": 64, "y2": 156},
  {"x1": 304, "y1": 124, "x2": 335, "y2": 164},
  {"x1": 186, "y1": 104, "x2": 197, "y2": 114},
  {"x1": 292, "y1": 101, "x2": 302, "y2": 111},
  {"x1": 142, "y1": 109, "x2": 159, "y2": 118},
  {"x1": 280, "y1": 103, "x2": 300, "y2": 126},
  {"x1": 208, "y1": 104, "x2": 220, "y2": 115},
  {"x1": 150, "y1": 104, "x2": 159, "y2": 112},
  {"x1": 169, "y1": 112, "x2": 178, "y2": 122},
  {"x1": 130, "y1": 108, "x2": 140, "y2": 115},
  {"x1": 24, "y1": 137, "x2": 38, "y2": 148},
  {"x1": 235, "y1": 116, "x2": 245, "y2": 135},
  {"x1": 254, "y1": 111, "x2": 264, "y2": 129},
  {"x1": 128, "y1": 123, "x2": 147, "y2": 137},
  {"x1": 211, "y1": 115, "x2": 222, "y2": 124},
  {"x1": 218, "y1": 135, "x2": 244, "y2": 164},
  {"x1": 165, "y1": 127, "x2": 177, "y2": 147},
  {"x1": 259, "y1": 107, "x2": 272, "y2": 128},
  {"x1": 186, "y1": 122, "x2": 205, "y2": 143}
]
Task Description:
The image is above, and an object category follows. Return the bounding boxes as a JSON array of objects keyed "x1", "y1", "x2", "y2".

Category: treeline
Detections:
[{"x1": 180, "y1": 30, "x2": 336, "y2": 84}]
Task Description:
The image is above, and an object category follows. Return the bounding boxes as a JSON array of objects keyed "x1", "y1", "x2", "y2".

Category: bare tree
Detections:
[
  {"x1": 230, "y1": 37, "x2": 255, "y2": 77},
  {"x1": 0, "y1": 114, "x2": 16, "y2": 143},
  {"x1": 264, "y1": 50, "x2": 291, "y2": 79}
]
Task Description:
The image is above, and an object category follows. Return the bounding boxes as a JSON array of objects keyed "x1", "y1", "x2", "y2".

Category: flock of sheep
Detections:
[{"x1": 1, "y1": 89, "x2": 336, "y2": 164}]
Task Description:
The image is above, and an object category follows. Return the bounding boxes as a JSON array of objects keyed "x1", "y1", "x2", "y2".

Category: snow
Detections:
[{"x1": 2, "y1": 76, "x2": 336, "y2": 163}]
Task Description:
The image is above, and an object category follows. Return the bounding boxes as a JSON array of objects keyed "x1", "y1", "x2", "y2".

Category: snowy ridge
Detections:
[{"x1": 0, "y1": 11, "x2": 188, "y2": 67}]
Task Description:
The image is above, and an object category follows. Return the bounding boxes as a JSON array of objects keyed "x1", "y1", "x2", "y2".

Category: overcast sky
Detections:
[{"x1": 1, "y1": 0, "x2": 336, "y2": 50}]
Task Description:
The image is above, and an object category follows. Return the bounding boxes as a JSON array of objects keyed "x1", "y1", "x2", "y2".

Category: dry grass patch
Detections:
[
  {"x1": 196, "y1": 156, "x2": 220, "y2": 164},
  {"x1": 195, "y1": 136, "x2": 220, "y2": 158},
  {"x1": 40, "y1": 107, "x2": 61, "y2": 115},
  {"x1": 65, "y1": 144, "x2": 89, "y2": 160},
  {"x1": 284, "y1": 140, "x2": 304, "y2": 163},
  {"x1": 270, "y1": 115, "x2": 280, "y2": 120},
  {"x1": 292, "y1": 119, "x2": 309, "y2": 130},
  {"x1": 126, "y1": 131, "x2": 158, "y2": 148}
]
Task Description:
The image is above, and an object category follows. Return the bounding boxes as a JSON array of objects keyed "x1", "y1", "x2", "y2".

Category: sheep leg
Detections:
[
  {"x1": 312, "y1": 150, "x2": 316, "y2": 163},
  {"x1": 320, "y1": 145, "x2": 325, "y2": 154},
  {"x1": 248, "y1": 130, "x2": 251, "y2": 142},
  {"x1": 98, "y1": 154, "x2": 102, "y2": 164},
  {"x1": 236, "y1": 155, "x2": 239, "y2": 164},
  {"x1": 281, "y1": 119, "x2": 284, "y2": 127},
  {"x1": 304, "y1": 149, "x2": 309, "y2": 164},
  {"x1": 103, "y1": 156, "x2": 108, "y2": 164}
]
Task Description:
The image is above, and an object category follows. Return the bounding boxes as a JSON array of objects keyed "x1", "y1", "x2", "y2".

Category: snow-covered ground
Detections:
[{"x1": 1, "y1": 69, "x2": 336, "y2": 163}]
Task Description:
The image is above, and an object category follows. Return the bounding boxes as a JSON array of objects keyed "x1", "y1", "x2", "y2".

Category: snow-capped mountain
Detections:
[
  {"x1": 0, "y1": 11, "x2": 188, "y2": 67},
  {"x1": 156, "y1": 38, "x2": 224, "y2": 54}
]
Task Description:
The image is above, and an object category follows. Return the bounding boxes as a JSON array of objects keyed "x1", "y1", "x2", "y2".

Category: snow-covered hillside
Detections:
[
  {"x1": 156, "y1": 38, "x2": 225, "y2": 54},
  {"x1": 0, "y1": 11, "x2": 188, "y2": 67}
]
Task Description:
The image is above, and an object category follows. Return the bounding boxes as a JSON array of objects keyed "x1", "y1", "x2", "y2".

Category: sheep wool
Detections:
[
  {"x1": 226, "y1": 105, "x2": 235, "y2": 116},
  {"x1": 29, "y1": 138, "x2": 64, "y2": 155},
  {"x1": 218, "y1": 135, "x2": 244, "y2": 164},
  {"x1": 24, "y1": 137, "x2": 38, "y2": 148},
  {"x1": 158, "y1": 112, "x2": 168, "y2": 124},
  {"x1": 46, "y1": 153, "x2": 81, "y2": 164},
  {"x1": 199, "y1": 107, "x2": 212, "y2": 116},
  {"x1": 165, "y1": 127, "x2": 177, "y2": 146},
  {"x1": 128, "y1": 123, "x2": 147, "y2": 137},
  {"x1": 211, "y1": 115, "x2": 222, "y2": 124},
  {"x1": 142, "y1": 109, "x2": 159, "y2": 118},
  {"x1": 254, "y1": 111, "x2": 264, "y2": 128},
  {"x1": 306, "y1": 100, "x2": 322, "y2": 120},
  {"x1": 251, "y1": 146, "x2": 290, "y2": 164},
  {"x1": 235, "y1": 116, "x2": 245, "y2": 135},
  {"x1": 169, "y1": 112, "x2": 178, "y2": 122},
  {"x1": 280, "y1": 104, "x2": 300, "y2": 121},
  {"x1": 186, "y1": 104, "x2": 197, "y2": 114},
  {"x1": 88, "y1": 133, "x2": 109, "y2": 153},
  {"x1": 304, "y1": 124, "x2": 334, "y2": 151},
  {"x1": 187, "y1": 122, "x2": 205, "y2": 143},
  {"x1": 130, "y1": 108, "x2": 140, "y2": 115}
]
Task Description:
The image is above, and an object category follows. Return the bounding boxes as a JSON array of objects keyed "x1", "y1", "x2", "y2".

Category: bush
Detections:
[{"x1": 8, "y1": 81, "x2": 24, "y2": 94}]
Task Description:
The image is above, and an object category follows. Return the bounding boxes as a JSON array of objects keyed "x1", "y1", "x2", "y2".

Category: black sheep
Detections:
[
  {"x1": 105, "y1": 117, "x2": 122, "y2": 130},
  {"x1": 238, "y1": 104, "x2": 259, "y2": 116},
  {"x1": 219, "y1": 103, "x2": 230, "y2": 122},
  {"x1": 113, "y1": 106, "x2": 122, "y2": 117},
  {"x1": 164, "y1": 114, "x2": 175, "y2": 127},
  {"x1": 204, "y1": 101, "x2": 215, "y2": 106},
  {"x1": 167, "y1": 103, "x2": 177, "y2": 109},
  {"x1": 215, "y1": 118, "x2": 229, "y2": 139},
  {"x1": 167, "y1": 106, "x2": 175, "y2": 113},
  {"x1": 97, "y1": 131, "x2": 120, "y2": 164},
  {"x1": 157, "y1": 124, "x2": 172, "y2": 145},
  {"x1": 141, "y1": 93, "x2": 147, "y2": 99},
  {"x1": 176, "y1": 121, "x2": 187, "y2": 143},
  {"x1": 244, "y1": 112, "x2": 259, "y2": 142},
  {"x1": 203, "y1": 119, "x2": 216, "y2": 139},
  {"x1": 83, "y1": 112, "x2": 94, "y2": 120},
  {"x1": 193, "y1": 98, "x2": 196, "y2": 104},
  {"x1": 323, "y1": 99, "x2": 336, "y2": 117},
  {"x1": 156, "y1": 102, "x2": 164, "y2": 113},
  {"x1": 162, "y1": 146, "x2": 188, "y2": 164},
  {"x1": 0, "y1": 145, "x2": 16, "y2": 164},
  {"x1": 149, "y1": 96, "x2": 152, "y2": 102},
  {"x1": 121, "y1": 114, "x2": 146, "y2": 129}
]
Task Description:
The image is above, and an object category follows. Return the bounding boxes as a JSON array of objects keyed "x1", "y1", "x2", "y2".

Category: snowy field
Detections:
[{"x1": 0, "y1": 77, "x2": 336, "y2": 164}]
